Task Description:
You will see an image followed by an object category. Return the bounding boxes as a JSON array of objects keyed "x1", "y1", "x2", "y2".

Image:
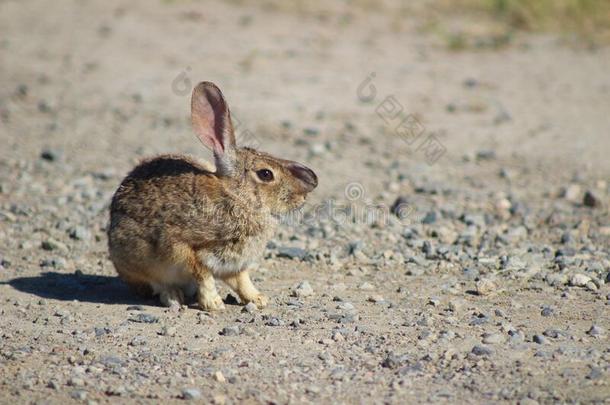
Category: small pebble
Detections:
[
  {"x1": 159, "y1": 326, "x2": 176, "y2": 337},
  {"x1": 519, "y1": 399, "x2": 540, "y2": 405},
  {"x1": 277, "y1": 246, "x2": 307, "y2": 261},
  {"x1": 533, "y1": 335, "x2": 547, "y2": 344},
  {"x1": 68, "y1": 377, "x2": 85, "y2": 387},
  {"x1": 448, "y1": 300, "x2": 463, "y2": 312},
  {"x1": 292, "y1": 280, "x2": 314, "y2": 298},
  {"x1": 220, "y1": 325, "x2": 241, "y2": 336},
  {"x1": 358, "y1": 282, "x2": 375, "y2": 291},
  {"x1": 41, "y1": 148, "x2": 61, "y2": 162},
  {"x1": 543, "y1": 329, "x2": 562, "y2": 339},
  {"x1": 214, "y1": 371, "x2": 226, "y2": 383},
  {"x1": 561, "y1": 184, "x2": 581, "y2": 202},
  {"x1": 476, "y1": 279, "x2": 497, "y2": 296},
  {"x1": 69, "y1": 226, "x2": 91, "y2": 241},
  {"x1": 428, "y1": 297, "x2": 441, "y2": 306},
  {"x1": 367, "y1": 294, "x2": 384, "y2": 303},
  {"x1": 569, "y1": 274, "x2": 592, "y2": 287},
  {"x1": 129, "y1": 313, "x2": 159, "y2": 324},
  {"x1": 337, "y1": 302, "x2": 354, "y2": 311},
  {"x1": 242, "y1": 302, "x2": 258, "y2": 313},
  {"x1": 587, "y1": 325, "x2": 604, "y2": 337},
  {"x1": 182, "y1": 388, "x2": 202, "y2": 400},
  {"x1": 583, "y1": 191, "x2": 600, "y2": 208},
  {"x1": 471, "y1": 345, "x2": 493, "y2": 356},
  {"x1": 70, "y1": 390, "x2": 87, "y2": 400},
  {"x1": 482, "y1": 333, "x2": 506, "y2": 344},
  {"x1": 41, "y1": 238, "x2": 68, "y2": 252}
]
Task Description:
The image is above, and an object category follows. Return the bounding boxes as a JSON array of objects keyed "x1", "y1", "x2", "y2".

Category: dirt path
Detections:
[{"x1": 1, "y1": 1, "x2": 608, "y2": 404}]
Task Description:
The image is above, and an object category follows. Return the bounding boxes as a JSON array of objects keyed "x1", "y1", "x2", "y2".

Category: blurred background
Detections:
[{"x1": 2, "y1": 0, "x2": 609, "y2": 193}]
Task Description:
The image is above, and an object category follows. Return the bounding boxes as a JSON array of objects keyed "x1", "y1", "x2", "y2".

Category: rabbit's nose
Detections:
[{"x1": 288, "y1": 163, "x2": 318, "y2": 192}]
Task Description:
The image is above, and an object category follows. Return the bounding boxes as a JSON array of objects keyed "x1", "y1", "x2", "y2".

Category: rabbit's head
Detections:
[{"x1": 191, "y1": 82, "x2": 317, "y2": 214}]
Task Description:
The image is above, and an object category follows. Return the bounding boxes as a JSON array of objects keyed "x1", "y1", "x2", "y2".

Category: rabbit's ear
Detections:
[{"x1": 191, "y1": 82, "x2": 237, "y2": 175}]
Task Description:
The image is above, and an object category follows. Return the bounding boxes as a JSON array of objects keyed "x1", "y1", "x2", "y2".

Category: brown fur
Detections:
[{"x1": 107, "y1": 82, "x2": 317, "y2": 310}]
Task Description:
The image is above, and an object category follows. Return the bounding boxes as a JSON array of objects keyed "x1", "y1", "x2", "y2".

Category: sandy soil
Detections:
[{"x1": 0, "y1": 1, "x2": 609, "y2": 404}]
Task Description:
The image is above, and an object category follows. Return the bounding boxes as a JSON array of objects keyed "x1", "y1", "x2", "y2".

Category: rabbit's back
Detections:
[
  {"x1": 108, "y1": 155, "x2": 216, "y2": 261},
  {"x1": 109, "y1": 155, "x2": 215, "y2": 229}
]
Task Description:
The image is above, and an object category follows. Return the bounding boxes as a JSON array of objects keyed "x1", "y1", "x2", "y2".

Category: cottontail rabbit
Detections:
[{"x1": 107, "y1": 82, "x2": 317, "y2": 310}]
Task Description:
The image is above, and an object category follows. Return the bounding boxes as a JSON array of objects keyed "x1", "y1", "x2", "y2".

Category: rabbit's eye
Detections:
[{"x1": 256, "y1": 169, "x2": 274, "y2": 182}]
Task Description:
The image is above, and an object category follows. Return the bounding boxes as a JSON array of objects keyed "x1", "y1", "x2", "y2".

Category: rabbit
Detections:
[{"x1": 107, "y1": 81, "x2": 317, "y2": 311}]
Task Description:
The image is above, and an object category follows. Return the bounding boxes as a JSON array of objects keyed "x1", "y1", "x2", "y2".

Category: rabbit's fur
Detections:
[{"x1": 107, "y1": 82, "x2": 317, "y2": 310}]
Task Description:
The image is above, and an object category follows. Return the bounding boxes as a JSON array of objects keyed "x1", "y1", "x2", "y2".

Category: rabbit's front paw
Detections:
[
  {"x1": 247, "y1": 294, "x2": 269, "y2": 309},
  {"x1": 159, "y1": 287, "x2": 185, "y2": 309},
  {"x1": 199, "y1": 293, "x2": 225, "y2": 311}
]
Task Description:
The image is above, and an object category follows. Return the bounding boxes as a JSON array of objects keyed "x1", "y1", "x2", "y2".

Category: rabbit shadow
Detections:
[{"x1": 4, "y1": 271, "x2": 154, "y2": 305}]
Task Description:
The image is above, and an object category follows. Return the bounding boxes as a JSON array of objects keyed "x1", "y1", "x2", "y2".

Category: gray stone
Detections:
[
  {"x1": 277, "y1": 246, "x2": 307, "y2": 261},
  {"x1": 41, "y1": 148, "x2": 62, "y2": 162},
  {"x1": 129, "y1": 313, "x2": 159, "y2": 324},
  {"x1": 182, "y1": 388, "x2": 202, "y2": 400},
  {"x1": 99, "y1": 355, "x2": 125, "y2": 368},
  {"x1": 220, "y1": 325, "x2": 241, "y2": 336},
  {"x1": 583, "y1": 191, "x2": 600, "y2": 208},
  {"x1": 68, "y1": 377, "x2": 85, "y2": 387},
  {"x1": 69, "y1": 226, "x2": 91, "y2": 241},
  {"x1": 47, "y1": 381, "x2": 59, "y2": 390},
  {"x1": 159, "y1": 326, "x2": 176, "y2": 337},
  {"x1": 533, "y1": 335, "x2": 547, "y2": 344},
  {"x1": 390, "y1": 196, "x2": 410, "y2": 218},
  {"x1": 41, "y1": 238, "x2": 68, "y2": 252},
  {"x1": 70, "y1": 390, "x2": 87, "y2": 400},
  {"x1": 519, "y1": 398, "x2": 540, "y2": 405},
  {"x1": 482, "y1": 333, "x2": 506, "y2": 344},
  {"x1": 471, "y1": 345, "x2": 493, "y2": 356},
  {"x1": 292, "y1": 280, "x2": 314, "y2": 298},
  {"x1": 508, "y1": 329, "x2": 525, "y2": 343},
  {"x1": 265, "y1": 317, "x2": 284, "y2": 327},
  {"x1": 428, "y1": 297, "x2": 441, "y2": 307},
  {"x1": 569, "y1": 274, "x2": 591, "y2": 287},
  {"x1": 463, "y1": 267, "x2": 480, "y2": 280},
  {"x1": 367, "y1": 294, "x2": 385, "y2": 303},
  {"x1": 94, "y1": 327, "x2": 110, "y2": 337},
  {"x1": 561, "y1": 184, "x2": 581, "y2": 202},
  {"x1": 476, "y1": 150, "x2": 496, "y2": 161},
  {"x1": 494, "y1": 308, "x2": 506, "y2": 318},
  {"x1": 470, "y1": 313, "x2": 490, "y2": 326},
  {"x1": 586, "y1": 367, "x2": 603, "y2": 380},
  {"x1": 476, "y1": 279, "x2": 497, "y2": 296},
  {"x1": 462, "y1": 213, "x2": 486, "y2": 227},
  {"x1": 422, "y1": 211, "x2": 438, "y2": 224},
  {"x1": 337, "y1": 302, "x2": 355, "y2": 311},
  {"x1": 358, "y1": 282, "x2": 374, "y2": 291},
  {"x1": 54, "y1": 309, "x2": 70, "y2": 318},
  {"x1": 587, "y1": 325, "x2": 604, "y2": 337},
  {"x1": 303, "y1": 127, "x2": 320, "y2": 136},
  {"x1": 347, "y1": 240, "x2": 363, "y2": 255},
  {"x1": 381, "y1": 353, "x2": 408, "y2": 369},
  {"x1": 542, "y1": 329, "x2": 563, "y2": 339},
  {"x1": 309, "y1": 142, "x2": 326, "y2": 156},
  {"x1": 447, "y1": 300, "x2": 463, "y2": 312},
  {"x1": 242, "y1": 302, "x2": 258, "y2": 313},
  {"x1": 545, "y1": 273, "x2": 568, "y2": 287}
]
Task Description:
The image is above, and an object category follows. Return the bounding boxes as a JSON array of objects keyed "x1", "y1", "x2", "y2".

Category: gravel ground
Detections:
[{"x1": 1, "y1": 1, "x2": 609, "y2": 404}]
